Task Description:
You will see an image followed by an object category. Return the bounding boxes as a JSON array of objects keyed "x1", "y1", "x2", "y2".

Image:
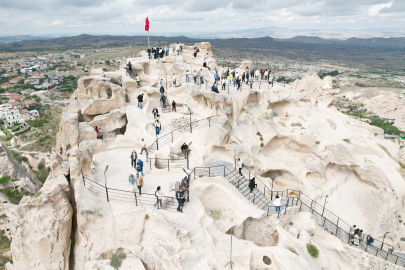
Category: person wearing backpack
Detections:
[
  {"x1": 172, "y1": 100, "x2": 176, "y2": 112},
  {"x1": 249, "y1": 177, "x2": 257, "y2": 193},
  {"x1": 176, "y1": 189, "x2": 184, "y2": 212},
  {"x1": 152, "y1": 108, "x2": 159, "y2": 119},
  {"x1": 154, "y1": 186, "x2": 163, "y2": 209},
  {"x1": 159, "y1": 86, "x2": 165, "y2": 101},
  {"x1": 136, "y1": 159, "x2": 144, "y2": 176},
  {"x1": 162, "y1": 95, "x2": 167, "y2": 109},
  {"x1": 128, "y1": 174, "x2": 136, "y2": 192}
]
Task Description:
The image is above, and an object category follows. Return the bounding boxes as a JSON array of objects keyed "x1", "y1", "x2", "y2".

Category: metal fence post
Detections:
[
  {"x1": 134, "y1": 191, "x2": 138, "y2": 206},
  {"x1": 187, "y1": 157, "x2": 189, "y2": 169},
  {"x1": 157, "y1": 139, "x2": 159, "y2": 150},
  {"x1": 209, "y1": 117, "x2": 211, "y2": 127},
  {"x1": 209, "y1": 167, "x2": 211, "y2": 177},
  {"x1": 105, "y1": 183, "x2": 109, "y2": 201},
  {"x1": 171, "y1": 131, "x2": 173, "y2": 142},
  {"x1": 264, "y1": 187, "x2": 266, "y2": 196},
  {"x1": 253, "y1": 193, "x2": 255, "y2": 204},
  {"x1": 150, "y1": 160, "x2": 152, "y2": 170},
  {"x1": 223, "y1": 166, "x2": 225, "y2": 177},
  {"x1": 168, "y1": 159, "x2": 170, "y2": 171},
  {"x1": 228, "y1": 85, "x2": 229, "y2": 95}
]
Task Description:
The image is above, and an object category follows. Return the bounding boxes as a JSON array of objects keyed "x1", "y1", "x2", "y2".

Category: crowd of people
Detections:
[{"x1": 349, "y1": 225, "x2": 376, "y2": 248}]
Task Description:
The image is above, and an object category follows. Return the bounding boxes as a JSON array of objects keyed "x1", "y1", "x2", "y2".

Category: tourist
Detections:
[
  {"x1": 128, "y1": 174, "x2": 136, "y2": 192},
  {"x1": 250, "y1": 67, "x2": 254, "y2": 78},
  {"x1": 127, "y1": 61, "x2": 132, "y2": 72},
  {"x1": 193, "y1": 47, "x2": 197, "y2": 57},
  {"x1": 159, "y1": 47, "x2": 164, "y2": 58},
  {"x1": 264, "y1": 70, "x2": 268, "y2": 81},
  {"x1": 367, "y1": 235, "x2": 374, "y2": 246},
  {"x1": 172, "y1": 73, "x2": 176, "y2": 87},
  {"x1": 98, "y1": 128, "x2": 103, "y2": 140},
  {"x1": 162, "y1": 95, "x2": 167, "y2": 109},
  {"x1": 135, "y1": 173, "x2": 144, "y2": 196},
  {"x1": 236, "y1": 77, "x2": 241, "y2": 91},
  {"x1": 211, "y1": 84, "x2": 219, "y2": 93},
  {"x1": 200, "y1": 69, "x2": 204, "y2": 84},
  {"x1": 176, "y1": 188, "x2": 184, "y2": 212},
  {"x1": 203, "y1": 61, "x2": 210, "y2": 70},
  {"x1": 136, "y1": 159, "x2": 144, "y2": 176},
  {"x1": 147, "y1": 48, "x2": 151, "y2": 59},
  {"x1": 181, "y1": 143, "x2": 188, "y2": 158},
  {"x1": 160, "y1": 87, "x2": 165, "y2": 101},
  {"x1": 159, "y1": 79, "x2": 164, "y2": 89},
  {"x1": 205, "y1": 53, "x2": 209, "y2": 60},
  {"x1": 181, "y1": 177, "x2": 189, "y2": 193},
  {"x1": 94, "y1": 126, "x2": 99, "y2": 139},
  {"x1": 176, "y1": 43, "x2": 180, "y2": 55},
  {"x1": 246, "y1": 72, "x2": 249, "y2": 85},
  {"x1": 130, "y1": 149, "x2": 137, "y2": 168},
  {"x1": 152, "y1": 47, "x2": 156, "y2": 59},
  {"x1": 242, "y1": 72, "x2": 245, "y2": 83},
  {"x1": 250, "y1": 78, "x2": 253, "y2": 89},
  {"x1": 165, "y1": 46, "x2": 168, "y2": 56},
  {"x1": 135, "y1": 75, "x2": 140, "y2": 87},
  {"x1": 245, "y1": 66, "x2": 249, "y2": 78},
  {"x1": 352, "y1": 228, "x2": 360, "y2": 247},
  {"x1": 186, "y1": 70, "x2": 190, "y2": 83},
  {"x1": 349, "y1": 225, "x2": 356, "y2": 245},
  {"x1": 273, "y1": 195, "x2": 282, "y2": 212},
  {"x1": 180, "y1": 45, "x2": 183, "y2": 55},
  {"x1": 137, "y1": 93, "x2": 144, "y2": 109},
  {"x1": 172, "y1": 100, "x2": 176, "y2": 112},
  {"x1": 140, "y1": 139, "x2": 147, "y2": 154},
  {"x1": 152, "y1": 108, "x2": 159, "y2": 119},
  {"x1": 261, "y1": 68, "x2": 265, "y2": 80},
  {"x1": 214, "y1": 72, "x2": 218, "y2": 83},
  {"x1": 154, "y1": 120, "x2": 160, "y2": 135},
  {"x1": 154, "y1": 186, "x2": 163, "y2": 209},
  {"x1": 237, "y1": 158, "x2": 243, "y2": 176},
  {"x1": 227, "y1": 73, "x2": 232, "y2": 86},
  {"x1": 249, "y1": 177, "x2": 257, "y2": 193},
  {"x1": 255, "y1": 69, "x2": 260, "y2": 81},
  {"x1": 222, "y1": 79, "x2": 226, "y2": 90},
  {"x1": 193, "y1": 70, "x2": 197, "y2": 84}
]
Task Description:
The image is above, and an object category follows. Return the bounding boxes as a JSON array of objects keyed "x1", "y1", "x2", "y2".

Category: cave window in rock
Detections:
[{"x1": 263, "y1": 256, "x2": 272, "y2": 265}]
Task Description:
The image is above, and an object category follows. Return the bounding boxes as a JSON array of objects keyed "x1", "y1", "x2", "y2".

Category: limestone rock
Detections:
[
  {"x1": 89, "y1": 109, "x2": 127, "y2": 134},
  {"x1": 1, "y1": 175, "x2": 72, "y2": 270}
]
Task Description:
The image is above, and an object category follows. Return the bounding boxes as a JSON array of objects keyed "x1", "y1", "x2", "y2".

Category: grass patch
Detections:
[
  {"x1": 145, "y1": 214, "x2": 149, "y2": 220},
  {"x1": 0, "y1": 231, "x2": 11, "y2": 253},
  {"x1": 370, "y1": 116, "x2": 403, "y2": 135},
  {"x1": 306, "y1": 243, "x2": 319, "y2": 258},
  {"x1": 260, "y1": 143, "x2": 264, "y2": 147},
  {"x1": 289, "y1": 222, "x2": 293, "y2": 226},
  {"x1": 0, "y1": 254, "x2": 11, "y2": 270},
  {"x1": 110, "y1": 248, "x2": 126, "y2": 270},
  {"x1": 209, "y1": 209, "x2": 222, "y2": 220},
  {"x1": 10, "y1": 151, "x2": 28, "y2": 164},
  {"x1": 35, "y1": 170, "x2": 49, "y2": 184},
  {"x1": 0, "y1": 214, "x2": 6, "y2": 220},
  {"x1": 287, "y1": 246, "x2": 298, "y2": 255},
  {"x1": 0, "y1": 176, "x2": 10, "y2": 185},
  {"x1": 0, "y1": 187, "x2": 30, "y2": 204}
]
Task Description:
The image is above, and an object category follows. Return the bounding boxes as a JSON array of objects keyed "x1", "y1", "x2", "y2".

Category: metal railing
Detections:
[
  {"x1": 314, "y1": 174, "x2": 354, "y2": 201},
  {"x1": 146, "y1": 115, "x2": 219, "y2": 161},
  {"x1": 149, "y1": 156, "x2": 188, "y2": 170},
  {"x1": 82, "y1": 174, "x2": 177, "y2": 210}
]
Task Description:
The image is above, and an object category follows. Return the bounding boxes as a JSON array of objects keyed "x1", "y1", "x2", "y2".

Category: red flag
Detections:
[{"x1": 145, "y1": 17, "x2": 149, "y2": 32}]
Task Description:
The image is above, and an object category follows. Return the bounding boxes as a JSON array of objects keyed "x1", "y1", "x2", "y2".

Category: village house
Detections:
[
  {"x1": 21, "y1": 100, "x2": 36, "y2": 107},
  {"x1": 19, "y1": 109, "x2": 29, "y2": 120},
  {"x1": 0, "y1": 82, "x2": 10, "y2": 89},
  {"x1": 9, "y1": 94, "x2": 22, "y2": 101},
  {"x1": 9, "y1": 76, "x2": 23, "y2": 85},
  {"x1": 10, "y1": 101, "x2": 21, "y2": 109},
  {"x1": 29, "y1": 110, "x2": 39, "y2": 119}
]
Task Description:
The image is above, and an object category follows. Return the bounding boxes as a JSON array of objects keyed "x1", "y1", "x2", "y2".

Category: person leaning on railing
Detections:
[
  {"x1": 273, "y1": 195, "x2": 282, "y2": 212},
  {"x1": 367, "y1": 234, "x2": 374, "y2": 246}
]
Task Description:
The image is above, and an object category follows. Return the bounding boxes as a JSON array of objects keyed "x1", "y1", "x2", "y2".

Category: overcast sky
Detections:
[{"x1": 0, "y1": 0, "x2": 404, "y2": 36}]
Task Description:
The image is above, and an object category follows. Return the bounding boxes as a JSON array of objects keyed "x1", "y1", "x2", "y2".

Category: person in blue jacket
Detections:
[{"x1": 137, "y1": 159, "x2": 144, "y2": 176}]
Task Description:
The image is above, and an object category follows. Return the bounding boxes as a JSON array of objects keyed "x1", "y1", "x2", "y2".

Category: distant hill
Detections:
[{"x1": 0, "y1": 35, "x2": 50, "y2": 44}]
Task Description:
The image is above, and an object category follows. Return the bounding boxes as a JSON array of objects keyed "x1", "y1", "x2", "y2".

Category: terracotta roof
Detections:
[
  {"x1": 10, "y1": 102, "x2": 20, "y2": 106},
  {"x1": 9, "y1": 76, "x2": 22, "y2": 82},
  {"x1": 19, "y1": 109, "x2": 28, "y2": 114},
  {"x1": 24, "y1": 100, "x2": 36, "y2": 105},
  {"x1": 9, "y1": 95, "x2": 22, "y2": 100}
]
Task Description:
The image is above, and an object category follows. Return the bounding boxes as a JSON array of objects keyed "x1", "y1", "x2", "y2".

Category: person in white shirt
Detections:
[
  {"x1": 200, "y1": 69, "x2": 204, "y2": 84},
  {"x1": 154, "y1": 186, "x2": 163, "y2": 209},
  {"x1": 98, "y1": 128, "x2": 103, "y2": 139},
  {"x1": 273, "y1": 195, "x2": 282, "y2": 212},
  {"x1": 186, "y1": 70, "x2": 190, "y2": 83},
  {"x1": 140, "y1": 138, "x2": 147, "y2": 154},
  {"x1": 159, "y1": 79, "x2": 164, "y2": 88},
  {"x1": 193, "y1": 70, "x2": 197, "y2": 84},
  {"x1": 237, "y1": 158, "x2": 243, "y2": 176},
  {"x1": 176, "y1": 43, "x2": 180, "y2": 55},
  {"x1": 205, "y1": 53, "x2": 209, "y2": 59},
  {"x1": 255, "y1": 69, "x2": 260, "y2": 81},
  {"x1": 154, "y1": 120, "x2": 160, "y2": 135}
]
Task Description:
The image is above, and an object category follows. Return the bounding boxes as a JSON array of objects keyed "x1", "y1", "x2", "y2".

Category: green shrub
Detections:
[
  {"x1": 0, "y1": 176, "x2": 10, "y2": 185},
  {"x1": 260, "y1": 143, "x2": 264, "y2": 147},
  {"x1": 11, "y1": 151, "x2": 28, "y2": 164},
  {"x1": 289, "y1": 221, "x2": 293, "y2": 226},
  {"x1": 37, "y1": 159, "x2": 45, "y2": 170},
  {"x1": 0, "y1": 187, "x2": 30, "y2": 204},
  {"x1": 0, "y1": 230, "x2": 11, "y2": 253},
  {"x1": 306, "y1": 243, "x2": 319, "y2": 258},
  {"x1": 110, "y1": 248, "x2": 126, "y2": 269}
]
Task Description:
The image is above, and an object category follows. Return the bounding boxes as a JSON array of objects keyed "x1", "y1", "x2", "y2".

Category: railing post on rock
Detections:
[{"x1": 134, "y1": 192, "x2": 138, "y2": 206}]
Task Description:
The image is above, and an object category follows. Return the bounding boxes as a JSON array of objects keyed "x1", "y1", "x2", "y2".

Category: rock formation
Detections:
[{"x1": 2, "y1": 42, "x2": 405, "y2": 270}]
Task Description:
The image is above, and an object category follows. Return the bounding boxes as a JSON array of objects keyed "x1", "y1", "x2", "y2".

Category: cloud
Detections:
[
  {"x1": 368, "y1": 1, "x2": 393, "y2": 16},
  {"x1": 0, "y1": 0, "x2": 403, "y2": 36}
]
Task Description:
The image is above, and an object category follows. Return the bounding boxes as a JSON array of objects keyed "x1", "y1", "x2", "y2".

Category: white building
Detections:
[{"x1": 0, "y1": 108, "x2": 23, "y2": 126}]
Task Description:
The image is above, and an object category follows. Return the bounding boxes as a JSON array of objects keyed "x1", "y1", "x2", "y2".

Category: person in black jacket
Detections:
[
  {"x1": 181, "y1": 143, "x2": 188, "y2": 159},
  {"x1": 152, "y1": 108, "x2": 159, "y2": 118},
  {"x1": 249, "y1": 177, "x2": 257, "y2": 193},
  {"x1": 176, "y1": 189, "x2": 184, "y2": 212},
  {"x1": 137, "y1": 94, "x2": 144, "y2": 109}
]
